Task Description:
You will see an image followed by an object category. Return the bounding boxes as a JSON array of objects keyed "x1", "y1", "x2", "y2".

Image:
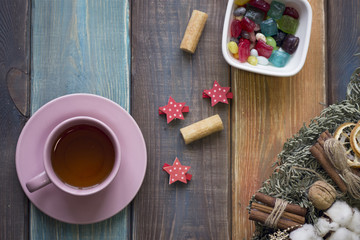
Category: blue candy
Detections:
[
  {"x1": 260, "y1": 18, "x2": 278, "y2": 37},
  {"x1": 269, "y1": 50, "x2": 290, "y2": 67}
]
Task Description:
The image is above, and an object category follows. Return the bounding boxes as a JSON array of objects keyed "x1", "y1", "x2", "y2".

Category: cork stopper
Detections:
[
  {"x1": 180, "y1": 114, "x2": 223, "y2": 144},
  {"x1": 180, "y1": 10, "x2": 208, "y2": 54}
]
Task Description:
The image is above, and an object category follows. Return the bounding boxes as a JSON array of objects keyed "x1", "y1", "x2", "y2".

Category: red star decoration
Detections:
[
  {"x1": 159, "y1": 97, "x2": 189, "y2": 123},
  {"x1": 163, "y1": 157, "x2": 192, "y2": 184},
  {"x1": 203, "y1": 81, "x2": 233, "y2": 106}
]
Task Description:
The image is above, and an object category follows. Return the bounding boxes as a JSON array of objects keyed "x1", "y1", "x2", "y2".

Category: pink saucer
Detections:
[{"x1": 16, "y1": 94, "x2": 147, "y2": 224}]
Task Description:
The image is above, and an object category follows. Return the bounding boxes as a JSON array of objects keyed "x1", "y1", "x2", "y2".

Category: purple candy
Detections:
[{"x1": 281, "y1": 34, "x2": 299, "y2": 54}]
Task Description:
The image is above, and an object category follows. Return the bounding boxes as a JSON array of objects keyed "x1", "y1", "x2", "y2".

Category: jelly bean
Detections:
[
  {"x1": 260, "y1": 18, "x2": 278, "y2": 37},
  {"x1": 255, "y1": 40, "x2": 273, "y2": 58},
  {"x1": 233, "y1": 53, "x2": 239, "y2": 59},
  {"x1": 233, "y1": 7, "x2": 246, "y2": 17},
  {"x1": 230, "y1": 37, "x2": 240, "y2": 45},
  {"x1": 257, "y1": 56, "x2": 269, "y2": 65},
  {"x1": 278, "y1": 15, "x2": 299, "y2": 35},
  {"x1": 231, "y1": 19, "x2": 242, "y2": 38},
  {"x1": 238, "y1": 38, "x2": 251, "y2": 62},
  {"x1": 234, "y1": 0, "x2": 250, "y2": 6},
  {"x1": 281, "y1": 34, "x2": 299, "y2": 54},
  {"x1": 247, "y1": 56, "x2": 258, "y2": 66},
  {"x1": 255, "y1": 33, "x2": 266, "y2": 42},
  {"x1": 267, "y1": 1, "x2": 285, "y2": 20},
  {"x1": 240, "y1": 17, "x2": 256, "y2": 32},
  {"x1": 250, "y1": 49, "x2": 259, "y2": 57},
  {"x1": 269, "y1": 50, "x2": 290, "y2": 67},
  {"x1": 245, "y1": 5, "x2": 265, "y2": 24},
  {"x1": 249, "y1": 0, "x2": 270, "y2": 13},
  {"x1": 266, "y1": 36, "x2": 277, "y2": 48},
  {"x1": 283, "y1": 7, "x2": 299, "y2": 19},
  {"x1": 228, "y1": 41, "x2": 239, "y2": 54}
]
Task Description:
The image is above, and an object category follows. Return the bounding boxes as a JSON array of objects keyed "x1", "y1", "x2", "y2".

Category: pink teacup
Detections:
[{"x1": 26, "y1": 116, "x2": 121, "y2": 196}]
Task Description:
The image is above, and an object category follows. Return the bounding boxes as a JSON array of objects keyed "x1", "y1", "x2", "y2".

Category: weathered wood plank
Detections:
[
  {"x1": 0, "y1": 0, "x2": 30, "y2": 239},
  {"x1": 231, "y1": 0, "x2": 326, "y2": 239},
  {"x1": 327, "y1": 0, "x2": 360, "y2": 102},
  {"x1": 131, "y1": 0, "x2": 231, "y2": 239},
  {"x1": 30, "y1": 0, "x2": 131, "y2": 239}
]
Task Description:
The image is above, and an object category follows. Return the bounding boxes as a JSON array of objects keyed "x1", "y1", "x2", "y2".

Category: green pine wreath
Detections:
[{"x1": 251, "y1": 68, "x2": 360, "y2": 239}]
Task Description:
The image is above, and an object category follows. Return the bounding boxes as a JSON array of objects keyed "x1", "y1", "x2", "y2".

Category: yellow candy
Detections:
[
  {"x1": 247, "y1": 56, "x2": 258, "y2": 66},
  {"x1": 233, "y1": 53, "x2": 239, "y2": 59},
  {"x1": 227, "y1": 41, "x2": 238, "y2": 54},
  {"x1": 234, "y1": 0, "x2": 250, "y2": 6}
]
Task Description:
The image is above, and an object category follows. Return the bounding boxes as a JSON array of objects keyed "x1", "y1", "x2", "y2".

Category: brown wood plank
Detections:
[
  {"x1": 327, "y1": 0, "x2": 360, "y2": 103},
  {"x1": 231, "y1": 0, "x2": 326, "y2": 239},
  {"x1": 0, "y1": 0, "x2": 30, "y2": 239},
  {"x1": 131, "y1": 0, "x2": 231, "y2": 239}
]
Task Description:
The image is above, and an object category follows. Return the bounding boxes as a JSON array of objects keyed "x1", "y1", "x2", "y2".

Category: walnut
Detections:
[{"x1": 308, "y1": 181, "x2": 336, "y2": 210}]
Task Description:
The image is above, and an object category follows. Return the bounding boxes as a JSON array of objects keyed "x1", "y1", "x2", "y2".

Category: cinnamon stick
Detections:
[
  {"x1": 249, "y1": 209, "x2": 301, "y2": 230},
  {"x1": 254, "y1": 192, "x2": 307, "y2": 217},
  {"x1": 310, "y1": 142, "x2": 347, "y2": 192},
  {"x1": 251, "y1": 202, "x2": 305, "y2": 225}
]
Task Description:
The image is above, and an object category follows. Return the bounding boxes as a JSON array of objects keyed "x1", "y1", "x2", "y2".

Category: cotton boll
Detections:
[
  {"x1": 348, "y1": 208, "x2": 360, "y2": 234},
  {"x1": 289, "y1": 224, "x2": 321, "y2": 240},
  {"x1": 328, "y1": 227, "x2": 360, "y2": 240},
  {"x1": 325, "y1": 201, "x2": 353, "y2": 227},
  {"x1": 314, "y1": 217, "x2": 339, "y2": 237}
]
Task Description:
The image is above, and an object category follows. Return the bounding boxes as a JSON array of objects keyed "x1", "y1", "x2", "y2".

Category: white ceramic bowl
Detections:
[{"x1": 222, "y1": 0, "x2": 312, "y2": 77}]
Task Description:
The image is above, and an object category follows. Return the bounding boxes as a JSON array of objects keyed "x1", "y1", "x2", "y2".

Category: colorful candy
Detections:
[
  {"x1": 247, "y1": 56, "x2": 258, "y2": 65},
  {"x1": 278, "y1": 15, "x2": 299, "y2": 34},
  {"x1": 233, "y1": 7, "x2": 246, "y2": 17},
  {"x1": 227, "y1": 41, "x2": 239, "y2": 54},
  {"x1": 283, "y1": 7, "x2": 299, "y2": 19},
  {"x1": 234, "y1": 0, "x2": 250, "y2": 6},
  {"x1": 255, "y1": 40, "x2": 273, "y2": 58},
  {"x1": 248, "y1": 0, "x2": 270, "y2": 13},
  {"x1": 281, "y1": 35, "x2": 299, "y2": 54},
  {"x1": 240, "y1": 17, "x2": 256, "y2": 32},
  {"x1": 269, "y1": 50, "x2": 290, "y2": 67},
  {"x1": 231, "y1": 19, "x2": 242, "y2": 38},
  {"x1": 228, "y1": 0, "x2": 301, "y2": 68},
  {"x1": 257, "y1": 56, "x2": 269, "y2": 65},
  {"x1": 238, "y1": 39, "x2": 251, "y2": 62},
  {"x1": 260, "y1": 18, "x2": 278, "y2": 37},
  {"x1": 267, "y1": 1, "x2": 285, "y2": 20},
  {"x1": 245, "y1": 5, "x2": 265, "y2": 24}
]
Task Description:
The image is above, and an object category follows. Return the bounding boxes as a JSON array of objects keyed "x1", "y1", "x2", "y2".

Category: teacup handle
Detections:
[{"x1": 26, "y1": 171, "x2": 51, "y2": 193}]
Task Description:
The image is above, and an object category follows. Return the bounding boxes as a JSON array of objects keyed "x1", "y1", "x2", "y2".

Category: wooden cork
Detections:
[
  {"x1": 180, "y1": 10, "x2": 208, "y2": 54},
  {"x1": 180, "y1": 114, "x2": 223, "y2": 144}
]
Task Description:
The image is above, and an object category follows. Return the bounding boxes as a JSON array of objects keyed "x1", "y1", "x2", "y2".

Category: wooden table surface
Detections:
[{"x1": 1, "y1": 0, "x2": 359, "y2": 239}]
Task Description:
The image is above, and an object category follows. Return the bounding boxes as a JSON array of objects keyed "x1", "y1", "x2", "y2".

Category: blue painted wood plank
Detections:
[{"x1": 30, "y1": 0, "x2": 130, "y2": 239}]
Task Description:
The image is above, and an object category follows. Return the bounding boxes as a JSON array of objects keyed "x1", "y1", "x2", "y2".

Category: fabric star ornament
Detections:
[
  {"x1": 203, "y1": 80, "x2": 233, "y2": 106},
  {"x1": 158, "y1": 96, "x2": 189, "y2": 123},
  {"x1": 163, "y1": 157, "x2": 192, "y2": 184}
]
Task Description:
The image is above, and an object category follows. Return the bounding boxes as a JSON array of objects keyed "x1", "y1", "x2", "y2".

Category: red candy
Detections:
[
  {"x1": 231, "y1": 19, "x2": 242, "y2": 38},
  {"x1": 255, "y1": 40, "x2": 273, "y2": 58},
  {"x1": 240, "y1": 17, "x2": 256, "y2": 32},
  {"x1": 249, "y1": 0, "x2": 270, "y2": 13},
  {"x1": 238, "y1": 39, "x2": 251, "y2": 62},
  {"x1": 283, "y1": 7, "x2": 299, "y2": 19}
]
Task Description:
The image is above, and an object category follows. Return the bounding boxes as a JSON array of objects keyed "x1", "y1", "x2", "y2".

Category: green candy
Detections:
[
  {"x1": 278, "y1": 15, "x2": 299, "y2": 35},
  {"x1": 266, "y1": 37, "x2": 277, "y2": 48}
]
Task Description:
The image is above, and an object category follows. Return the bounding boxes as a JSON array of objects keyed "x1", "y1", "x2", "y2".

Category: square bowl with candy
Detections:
[{"x1": 222, "y1": 0, "x2": 312, "y2": 77}]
